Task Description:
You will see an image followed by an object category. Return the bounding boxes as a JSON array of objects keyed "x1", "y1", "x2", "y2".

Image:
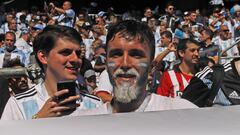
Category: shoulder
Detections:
[
  {"x1": 80, "y1": 93, "x2": 103, "y2": 109},
  {"x1": 195, "y1": 66, "x2": 213, "y2": 79},
  {"x1": 222, "y1": 62, "x2": 232, "y2": 72},
  {"x1": 150, "y1": 93, "x2": 198, "y2": 109},
  {"x1": 1, "y1": 96, "x2": 24, "y2": 120},
  {"x1": 14, "y1": 86, "x2": 37, "y2": 100},
  {"x1": 0, "y1": 47, "x2": 5, "y2": 53}
]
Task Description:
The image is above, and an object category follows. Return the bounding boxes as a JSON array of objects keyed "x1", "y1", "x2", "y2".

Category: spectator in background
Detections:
[
  {"x1": 15, "y1": 28, "x2": 32, "y2": 60},
  {"x1": 141, "y1": 7, "x2": 153, "y2": 22},
  {"x1": 0, "y1": 12, "x2": 14, "y2": 33},
  {"x1": 84, "y1": 69, "x2": 97, "y2": 94},
  {"x1": 159, "y1": 2, "x2": 178, "y2": 32},
  {"x1": 0, "y1": 31, "x2": 27, "y2": 67},
  {"x1": 49, "y1": 1, "x2": 75, "y2": 27},
  {"x1": 214, "y1": 25, "x2": 239, "y2": 63},
  {"x1": 199, "y1": 28, "x2": 219, "y2": 64},
  {"x1": 3, "y1": 58, "x2": 29, "y2": 96},
  {"x1": 157, "y1": 38, "x2": 200, "y2": 98}
]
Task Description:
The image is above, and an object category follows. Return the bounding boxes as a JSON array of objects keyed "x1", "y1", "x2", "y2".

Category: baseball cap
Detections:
[
  {"x1": 184, "y1": 11, "x2": 190, "y2": 16},
  {"x1": 84, "y1": 69, "x2": 96, "y2": 78},
  {"x1": 20, "y1": 28, "x2": 30, "y2": 34},
  {"x1": 97, "y1": 11, "x2": 106, "y2": 17},
  {"x1": 230, "y1": 4, "x2": 240, "y2": 14},
  {"x1": 33, "y1": 24, "x2": 44, "y2": 30}
]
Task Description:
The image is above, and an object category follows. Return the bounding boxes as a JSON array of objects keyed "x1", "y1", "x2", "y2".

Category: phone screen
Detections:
[{"x1": 57, "y1": 80, "x2": 77, "y2": 112}]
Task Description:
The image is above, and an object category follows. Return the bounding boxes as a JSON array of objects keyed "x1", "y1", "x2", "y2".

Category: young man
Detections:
[
  {"x1": 1, "y1": 25, "x2": 102, "y2": 120},
  {"x1": 73, "y1": 20, "x2": 197, "y2": 116},
  {"x1": 157, "y1": 38, "x2": 200, "y2": 98}
]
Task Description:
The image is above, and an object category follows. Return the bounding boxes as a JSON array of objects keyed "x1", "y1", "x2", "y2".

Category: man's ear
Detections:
[
  {"x1": 37, "y1": 50, "x2": 47, "y2": 65},
  {"x1": 178, "y1": 50, "x2": 185, "y2": 58}
]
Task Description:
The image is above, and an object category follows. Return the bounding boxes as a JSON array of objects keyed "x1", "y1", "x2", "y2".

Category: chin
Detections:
[
  {"x1": 63, "y1": 74, "x2": 78, "y2": 81},
  {"x1": 114, "y1": 82, "x2": 140, "y2": 104}
]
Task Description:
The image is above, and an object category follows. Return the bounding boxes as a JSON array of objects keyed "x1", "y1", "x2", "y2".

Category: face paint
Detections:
[{"x1": 107, "y1": 61, "x2": 116, "y2": 68}]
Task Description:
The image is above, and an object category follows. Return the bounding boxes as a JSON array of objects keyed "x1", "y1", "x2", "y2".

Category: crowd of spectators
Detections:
[{"x1": 0, "y1": 0, "x2": 240, "y2": 120}]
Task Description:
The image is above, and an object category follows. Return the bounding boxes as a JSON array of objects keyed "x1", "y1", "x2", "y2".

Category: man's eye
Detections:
[
  {"x1": 108, "y1": 49, "x2": 123, "y2": 58},
  {"x1": 59, "y1": 49, "x2": 72, "y2": 56},
  {"x1": 129, "y1": 49, "x2": 145, "y2": 59}
]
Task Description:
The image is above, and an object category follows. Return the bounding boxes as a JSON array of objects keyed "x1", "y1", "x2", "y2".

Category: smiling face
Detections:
[
  {"x1": 106, "y1": 33, "x2": 151, "y2": 103},
  {"x1": 180, "y1": 42, "x2": 200, "y2": 65},
  {"x1": 41, "y1": 38, "x2": 82, "y2": 82}
]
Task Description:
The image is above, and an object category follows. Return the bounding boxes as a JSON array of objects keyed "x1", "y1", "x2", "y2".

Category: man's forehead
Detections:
[
  {"x1": 108, "y1": 34, "x2": 148, "y2": 49},
  {"x1": 186, "y1": 42, "x2": 200, "y2": 49}
]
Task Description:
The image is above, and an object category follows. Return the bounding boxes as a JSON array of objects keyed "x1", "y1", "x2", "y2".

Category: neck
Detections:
[
  {"x1": 44, "y1": 71, "x2": 58, "y2": 97},
  {"x1": 111, "y1": 89, "x2": 147, "y2": 113},
  {"x1": 179, "y1": 62, "x2": 196, "y2": 76}
]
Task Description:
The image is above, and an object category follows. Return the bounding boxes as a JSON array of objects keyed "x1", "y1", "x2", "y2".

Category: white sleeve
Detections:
[
  {"x1": 95, "y1": 70, "x2": 113, "y2": 95},
  {"x1": 65, "y1": 9, "x2": 75, "y2": 18},
  {"x1": 1, "y1": 97, "x2": 25, "y2": 120}
]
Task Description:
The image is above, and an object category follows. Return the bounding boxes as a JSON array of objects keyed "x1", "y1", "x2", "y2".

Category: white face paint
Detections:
[{"x1": 107, "y1": 62, "x2": 116, "y2": 68}]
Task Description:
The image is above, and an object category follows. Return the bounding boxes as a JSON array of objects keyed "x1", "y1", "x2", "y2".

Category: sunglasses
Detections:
[{"x1": 222, "y1": 29, "x2": 229, "y2": 33}]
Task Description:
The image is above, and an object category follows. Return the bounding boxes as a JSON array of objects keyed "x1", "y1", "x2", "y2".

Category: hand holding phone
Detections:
[{"x1": 57, "y1": 81, "x2": 78, "y2": 112}]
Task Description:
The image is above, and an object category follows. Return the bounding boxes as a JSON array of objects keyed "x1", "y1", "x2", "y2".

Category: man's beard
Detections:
[{"x1": 112, "y1": 68, "x2": 141, "y2": 104}]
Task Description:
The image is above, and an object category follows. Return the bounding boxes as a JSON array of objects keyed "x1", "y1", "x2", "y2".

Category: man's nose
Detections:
[
  {"x1": 20, "y1": 77, "x2": 27, "y2": 82},
  {"x1": 194, "y1": 50, "x2": 199, "y2": 56},
  {"x1": 120, "y1": 53, "x2": 131, "y2": 72}
]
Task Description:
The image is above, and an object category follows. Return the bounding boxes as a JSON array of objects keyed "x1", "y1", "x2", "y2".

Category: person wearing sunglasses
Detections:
[
  {"x1": 213, "y1": 25, "x2": 239, "y2": 63},
  {"x1": 158, "y1": 2, "x2": 178, "y2": 32}
]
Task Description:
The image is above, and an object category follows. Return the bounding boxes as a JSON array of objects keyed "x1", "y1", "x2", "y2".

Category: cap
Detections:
[
  {"x1": 33, "y1": 24, "x2": 44, "y2": 30},
  {"x1": 230, "y1": 4, "x2": 240, "y2": 14},
  {"x1": 84, "y1": 69, "x2": 96, "y2": 78},
  {"x1": 97, "y1": 11, "x2": 106, "y2": 17},
  {"x1": 20, "y1": 27, "x2": 30, "y2": 34},
  {"x1": 184, "y1": 11, "x2": 190, "y2": 16},
  {"x1": 174, "y1": 28, "x2": 188, "y2": 39},
  {"x1": 81, "y1": 22, "x2": 91, "y2": 29}
]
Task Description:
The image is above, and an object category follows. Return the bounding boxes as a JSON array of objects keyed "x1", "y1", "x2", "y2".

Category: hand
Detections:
[
  {"x1": 49, "y1": 3, "x2": 55, "y2": 9},
  {"x1": 34, "y1": 89, "x2": 80, "y2": 118}
]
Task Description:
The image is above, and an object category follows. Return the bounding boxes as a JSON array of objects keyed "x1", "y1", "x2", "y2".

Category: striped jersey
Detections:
[
  {"x1": 157, "y1": 66, "x2": 192, "y2": 98},
  {"x1": 1, "y1": 82, "x2": 103, "y2": 120}
]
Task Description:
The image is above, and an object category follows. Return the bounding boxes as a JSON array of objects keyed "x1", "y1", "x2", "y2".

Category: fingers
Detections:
[
  {"x1": 58, "y1": 95, "x2": 80, "y2": 106},
  {"x1": 51, "y1": 89, "x2": 69, "y2": 101}
]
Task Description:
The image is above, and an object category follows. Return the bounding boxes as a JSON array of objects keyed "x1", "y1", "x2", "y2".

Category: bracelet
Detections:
[{"x1": 32, "y1": 114, "x2": 38, "y2": 119}]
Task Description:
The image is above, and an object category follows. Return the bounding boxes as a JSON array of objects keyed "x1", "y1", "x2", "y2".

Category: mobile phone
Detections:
[{"x1": 57, "y1": 80, "x2": 77, "y2": 111}]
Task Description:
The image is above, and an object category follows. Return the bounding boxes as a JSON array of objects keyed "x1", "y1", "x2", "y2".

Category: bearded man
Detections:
[{"x1": 73, "y1": 20, "x2": 197, "y2": 116}]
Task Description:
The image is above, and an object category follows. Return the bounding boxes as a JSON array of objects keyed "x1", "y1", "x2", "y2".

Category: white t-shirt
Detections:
[
  {"x1": 71, "y1": 93, "x2": 198, "y2": 116},
  {"x1": 95, "y1": 69, "x2": 113, "y2": 95}
]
